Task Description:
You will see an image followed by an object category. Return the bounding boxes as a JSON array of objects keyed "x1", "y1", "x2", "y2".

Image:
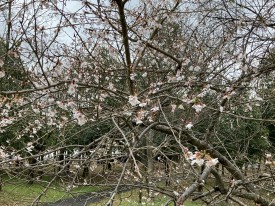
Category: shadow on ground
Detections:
[{"x1": 40, "y1": 186, "x2": 131, "y2": 206}]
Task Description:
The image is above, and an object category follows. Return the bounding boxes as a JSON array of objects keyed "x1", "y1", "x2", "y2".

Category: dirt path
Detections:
[{"x1": 41, "y1": 186, "x2": 131, "y2": 206}]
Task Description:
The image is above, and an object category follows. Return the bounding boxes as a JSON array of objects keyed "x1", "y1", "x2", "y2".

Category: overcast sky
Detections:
[
  {"x1": 0, "y1": 0, "x2": 90, "y2": 42},
  {"x1": 0, "y1": 0, "x2": 140, "y2": 40}
]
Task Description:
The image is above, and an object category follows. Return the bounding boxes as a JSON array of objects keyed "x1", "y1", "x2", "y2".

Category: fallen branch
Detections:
[{"x1": 177, "y1": 166, "x2": 212, "y2": 205}]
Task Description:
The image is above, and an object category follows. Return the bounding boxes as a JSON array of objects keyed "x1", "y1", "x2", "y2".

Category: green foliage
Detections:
[
  {"x1": 258, "y1": 47, "x2": 275, "y2": 150},
  {"x1": 0, "y1": 38, "x2": 29, "y2": 91},
  {"x1": 70, "y1": 120, "x2": 114, "y2": 145},
  {"x1": 0, "y1": 37, "x2": 32, "y2": 152},
  {"x1": 216, "y1": 108, "x2": 269, "y2": 163}
]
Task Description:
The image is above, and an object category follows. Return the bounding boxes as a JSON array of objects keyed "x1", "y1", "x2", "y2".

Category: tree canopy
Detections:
[{"x1": 0, "y1": 0, "x2": 275, "y2": 205}]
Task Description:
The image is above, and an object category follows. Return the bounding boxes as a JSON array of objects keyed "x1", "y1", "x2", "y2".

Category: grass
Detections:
[
  {"x1": 0, "y1": 175, "x2": 106, "y2": 206},
  {"x1": 89, "y1": 189, "x2": 201, "y2": 206},
  {"x1": 0, "y1": 174, "x2": 201, "y2": 206},
  {"x1": 1, "y1": 163, "x2": 262, "y2": 206}
]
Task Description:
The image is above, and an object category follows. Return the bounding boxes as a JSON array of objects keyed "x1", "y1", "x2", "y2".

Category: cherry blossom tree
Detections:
[{"x1": 0, "y1": 0, "x2": 275, "y2": 205}]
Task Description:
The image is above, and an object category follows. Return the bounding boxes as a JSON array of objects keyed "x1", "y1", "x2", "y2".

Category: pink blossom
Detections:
[
  {"x1": 73, "y1": 110, "x2": 87, "y2": 126},
  {"x1": 135, "y1": 117, "x2": 143, "y2": 125},
  {"x1": 191, "y1": 158, "x2": 204, "y2": 166},
  {"x1": 68, "y1": 81, "x2": 77, "y2": 95},
  {"x1": 0, "y1": 71, "x2": 5, "y2": 78},
  {"x1": 56, "y1": 101, "x2": 67, "y2": 110},
  {"x1": 67, "y1": 101, "x2": 76, "y2": 108},
  {"x1": 266, "y1": 153, "x2": 272, "y2": 159},
  {"x1": 192, "y1": 103, "x2": 206, "y2": 113},
  {"x1": 0, "y1": 59, "x2": 4, "y2": 67},
  {"x1": 185, "y1": 122, "x2": 193, "y2": 130},
  {"x1": 128, "y1": 95, "x2": 140, "y2": 106},
  {"x1": 182, "y1": 58, "x2": 190, "y2": 65},
  {"x1": 108, "y1": 83, "x2": 116, "y2": 91},
  {"x1": 139, "y1": 102, "x2": 147, "y2": 107},
  {"x1": 151, "y1": 106, "x2": 159, "y2": 112},
  {"x1": 171, "y1": 104, "x2": 177, "y2": 113},
  {"x1": 206, "y1": 158, "x2": 219, "y2": 167},
  {"x1": 130, "y1": 73, "x2": 137, "y2": 80},
  {"x1": 26, "y1": 142, "x2": 34, "y2": 152},
  {"x1": 0, "y1": 149, "x2": 7, "y2": 159},
  {"x1": 191, "y1": 151, "x2": 205, "y2": 166},
  {"x1": 184, "y1": 151, "x2": 193, "y2": 160},
  {"x1": 142, "y1": 72, "x2": 147, "y2": 77}
]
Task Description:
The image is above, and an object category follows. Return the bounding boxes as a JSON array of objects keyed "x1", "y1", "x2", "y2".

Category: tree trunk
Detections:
[
  {"x1": 82, "y1": 162, "x2": 89, "y2": 178},
  {"x1": 165, "y1": 160, "x2": 171, "y2": 186},
  {"x1": 28, "y1": 157, "x2": 37, "y2": 185},
  {"x1": 0, "y1": 176, "x2": 2, "y2": 191},
  {"x1": 146, "y1": 130, "x2": 154, "y2": 195},
  {"x1": 56, "y1": 149, "x2": 66, "y2": 174},
  {"x1": 198, "y1": 164, "x2": 205, "y2": 192}
]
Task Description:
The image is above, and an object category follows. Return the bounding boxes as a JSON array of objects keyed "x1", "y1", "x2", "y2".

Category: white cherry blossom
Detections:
[
  {"x1": 191, "y1": 158, "x2": 204, "y2": 166},
  {"x1": 108, "y1": 83, "x2": 116, "y2": 91},
  {"x1": 151, "y1": 106, "x2": 159, "y2": 112},
  {"x1": 0, "y1": 59, "x2": 4, "y2": 67},
  {"x1": 56, "y1": 101, "x2": 67, "y2": 110},
  {"x1": 128, "y1": 95, "x2": 140, "y2": 106},
  {"x1": 192, "y1": 103, "x2": 206, "y2": 113},
  {"x1": 0, "y1": 71, "x2": 5, "y2": 78},
  {"x1": 171, "y1": 104, "x2": 177, "y2": 113},
  {"x1": 185, "y1": 122, "x2": 193, "y2": 130},
  {"x1": 130, "y1": 73, "x2": 137, "y2": 80},
  {"x1": 139, "y1": 102, "x2": 147, "y2": 107},
  {"x1": 142, "y1": 72, "x2": 147, "y2": 77},
  {"x1": 68, "y1": 81, "x2": 77, "y2": 95},
  {"x1": 73, "y1": 110, "x2": 87, "y2": 126},
  {"x1": 206, "y1": 158, "x2": 219, "y2": 167},
  {"x1": 135, "y1": 117, "x2": 143, "y2": 125}
]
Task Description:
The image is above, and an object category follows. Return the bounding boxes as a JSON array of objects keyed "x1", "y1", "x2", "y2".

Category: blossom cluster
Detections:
[{"x1": 184, "y1": 148, "x2": 219, "y2": 168}]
